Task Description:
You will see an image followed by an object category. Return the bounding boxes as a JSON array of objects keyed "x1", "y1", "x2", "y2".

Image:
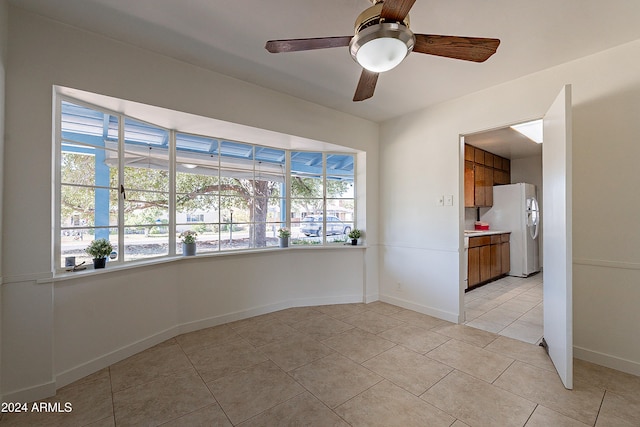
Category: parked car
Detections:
[{"x1": 300, "y1": 215, "x2": 351, "y2": 237}]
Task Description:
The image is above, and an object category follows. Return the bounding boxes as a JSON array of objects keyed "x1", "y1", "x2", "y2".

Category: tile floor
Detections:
[
  {"x1": 2, "y1": 302, "x2": 640, "y2": 426},
  {"x1": 464, "y1": 273, "x2": 543, "y2": 344}
]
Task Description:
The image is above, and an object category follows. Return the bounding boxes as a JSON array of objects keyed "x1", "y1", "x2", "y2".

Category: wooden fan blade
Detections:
[
  {"x1": 353, "y1": 69, "x2": 379, "y2": 102},
  {"x1": 265, "y1": 36, "x2": 352, "y2": 53},
  {"x1": 414, "y1": 34, "x2": 500, "y2": 62},
  {"x1": 380, "y1": 0, "x2": 417, "y2": 23}
]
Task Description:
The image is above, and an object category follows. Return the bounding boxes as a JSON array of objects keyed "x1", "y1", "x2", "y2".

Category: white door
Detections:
[{"x1": 542, "y1": 85, "x2": 573, "y2": 389}]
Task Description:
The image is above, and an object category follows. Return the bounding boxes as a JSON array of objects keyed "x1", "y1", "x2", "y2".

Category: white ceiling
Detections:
[{"x1": 10, "y1": 0, "x2": 640, "y2": 124}]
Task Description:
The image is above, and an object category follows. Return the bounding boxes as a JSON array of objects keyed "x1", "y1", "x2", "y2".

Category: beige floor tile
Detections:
[
  {"x1": 574, "y1": 358, "x2": 640, "y2": 397},
  {"x1": 478, "y1": 306, "x2": 525, "y2": 326},
  {"x1": 109, "y1": 339, "x2": 192, "y2": 392},
  {"x1": 315, "y1": 303, "x2": 367, "y2": 319},
  {"x1": 426, "y1": 338, "x2": 514, "y2": 383},
  {"x1": 484, "y1": 336, "x2": 555, "y2": 372},
  {"x1": 322, "y1": 328, "x2": 395, "y2": 363},
  {"x1": 290, "y1": 313, "x2": 354, "y2": 340},
  {"x1": 233, "y1": 319, "x2": 297, "y2": 346},
  {"x1": 207, "y1": 360, "x2": 304, "y2": 425},
  {"x1": 525, "y1": 405, "x2": 591, "y2": 426},
  {"x1": 341, "y1": 310, "x2": 405, "y2": 334},
  {"x1": 365, "y1": 301, "x2": 404, "y2": 316},
  {"x1": 431, "y1": 323, "x2": 499, "y2": 348},
  {"x1": 597, "y1": 390, "x2": 640, "y2": 426},
  {"x1": 494, "y1": 361, "x2": 605, "y2": 425},
  {"x1": 378, "y1": 323, "x2": 450, "y2": 354},
  {"x1": 160, "y1": 403, "x2": 232, "y2": 426},
  {"x1": 363, "y1": 346, "x2": 452, "y2": 396},
  {"x1": 451, "y1": 421, "x2": 471, "y2": 427},
  {"x1": 85, "y1": 416, "x2": 115, "y2": 426},
  {"x1": 175, "y1": 324, "x2": 240, "y2": 354},
  {"x1": 290, "y1": 353, "x2": 382, "y2": 408},
  {"x1": 335, "y1": 380, "x2": 455, "y2": 427},
  {"x1": 421, "y1": 370, "x2": 536, "y2": 427},
  {"x1": 113, "y1": 368, "x2": 214, "y2": 426},
  {"x1": 389, "y1": 309, "x2": 449, "y2": 330},
  {"x1": 499, "y1": 320, "x2": 543, "y2": 344},
  {"x1": 259, "y1": 332, "x2": 334, "y2": 371},
  {"x1": 463, "y1": 308, "x2": 485, "y2": 322},
  {"x1": 187, "y1": 338, "x2": 268, "y2": 382},
  {"x1": 465, "y1": 318, "x2": 505, "y2": 334},
  {"x1": 271, "y1": 306, "x2": 324, "y2": 326},
  {"x1": 595, "y1": 413, "x2": 639, "y2": 427},
  {"x1": 0, "y1": 372, "x2": 113, "y2": 427},
  {"x1": 237, "y1": 392, "x2": 349, "y2": 427}
]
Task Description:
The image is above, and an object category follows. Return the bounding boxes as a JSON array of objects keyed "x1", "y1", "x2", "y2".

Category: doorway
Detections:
[{"x1": 461, "y1": 122, "x2": 543, "y2": 345}]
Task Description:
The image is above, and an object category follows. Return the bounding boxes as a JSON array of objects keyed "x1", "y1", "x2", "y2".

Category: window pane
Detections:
[
  {"x1": 124, "y1": 190, "x2": 169, "y2": 226},
  {"x1": 326, "y1": 154, "x2": 355, "y2": 176},
  {"x1": 61, "y1": 101, "x2": 119, "y2": 145},
  {"x1": 60, "y1": 227, "x2": 117, "y2": 268},
  {"x1": 124, "y1": 226, "x2": 168, "y2": 261},
  {"x1": 61, "y1": 148, "x2": 118, "y2": 188},
  {"x1": 124, "y1": 119, "x2": 169, "y2": 192},
  {"x1": 176, "y1": 224, "x2": 220, "y2": 254},
  {"x1": 61, "y1": 186, "x2": 119, "y2": 228},
  {"x1": 177, "y1": 195, "x2": 219, "y2": 225}
]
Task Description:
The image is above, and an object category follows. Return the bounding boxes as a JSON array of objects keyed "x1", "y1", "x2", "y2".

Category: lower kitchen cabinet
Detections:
[{"x1": 467, "y1": 232, "x2": 511, "y2": 290}]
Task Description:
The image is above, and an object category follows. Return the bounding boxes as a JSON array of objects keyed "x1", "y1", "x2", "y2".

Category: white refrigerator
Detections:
[{"x1": 482, "y1": 183, "x2": 540, "y2": 277}]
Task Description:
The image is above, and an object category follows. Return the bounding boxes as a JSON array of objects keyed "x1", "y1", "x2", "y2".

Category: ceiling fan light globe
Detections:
[
  {"x1": 350, "y1": 23, "x2": 415, "y2": 73},
  {"x1": 356, "y1": 38, "x2": 408, "y2": 72}
]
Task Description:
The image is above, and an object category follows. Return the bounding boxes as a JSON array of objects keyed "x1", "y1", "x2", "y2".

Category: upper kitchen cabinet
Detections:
[{"x1": 464, "y1": 144, "x2": 510, "y2": 207}]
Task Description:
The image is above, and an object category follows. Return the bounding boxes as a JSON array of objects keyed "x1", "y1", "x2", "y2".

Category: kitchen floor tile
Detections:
[
  {"x1": 290, "y1": 313, "x2": 354, "y2": 340},
  {"x1": 596, "y1": 390, "x2": 640, "y2": 426},
  {"x1": 363, "y1": 345, "x2": 452, "y2": 396},
  {"x1": 335, "y1": 380, "x2": 455, "y2": 427},
  {"x1": 494, "y1": 361, "x2": 605, "y2": 425},
  {"x1": 421, "y1": 370, "x2": 536, "y2": 427},
  {"x1": 290, "y1": 353, "x2": 382, "y2": 408},
  {"x1": 259, "y1": 332, "x2": 334, "y2": 371},
  {"x1": 321, "y1": 328, "x2": 395, "y2": 363},
  {"x1": 160, "y1": 403, "x2": 232, "y2": 426},
  {"x1": 187, "y1": 338, "x2": 268, "y2": 382},
  {"x1": 237, "y1": 392, "x2": 349, "y2": 427},
  {"x1": 207, "y1": 360, "x2": 304, "y2": 425},
  {"x1": 341, "y1": 310, "x2": 405, "y2": 334},
  {"x1": 499, "y1": 319, "x2": 543, "y2": 344},
  {"x1": 377, "y1": 323, "x2": 450, "y2": 354},
  {"x1": 431, "y1": 323, "x2": 499, "y2": 348},
  {"x1": 109, "y1": 339, "x2": 192, "y2": 392},
  {"x1": 233, "y1": 319, "x2": 297, "y2": 347},
  {"x1": 175, "y1": 324, "x2": 240, "y2": 354},
  {"x1": 388, "y1": 309, "x2": 449, "y2": 329},
  {"x1": 113, "y1": 368, "x2": 214, "y2": 426},
  {"x1": 484, "y1": 335, "x2": 555, "y2": 372},
  {"x1": 426, "y1": 338, "x2": 514, "y2": 383},
  {"x1": 524, "y1": 405, "x2": 591, "y2": 426}
]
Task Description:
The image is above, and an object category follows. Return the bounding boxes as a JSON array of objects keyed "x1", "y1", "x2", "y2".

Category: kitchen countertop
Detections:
[{"x1": 464, "y1": 230, "x2": 511, "y2": 237}]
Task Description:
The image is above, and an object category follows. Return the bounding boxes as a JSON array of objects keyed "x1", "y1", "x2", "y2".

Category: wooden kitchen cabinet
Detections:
[
  {"x1": 464, "y1": 144, "x2": 510, "y2": 207},
  {"x1": 467, "y1": 232, "x2": 511, "y2": 290}
]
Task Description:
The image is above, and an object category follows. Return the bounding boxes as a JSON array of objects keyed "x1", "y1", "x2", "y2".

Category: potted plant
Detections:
[
  {"x1": 277, "y1": 227, "x2": 290, "y2": 248},
  {"x1": 180, "y1": 230, "x2": 198, "y2": 256},
  {"x1": 348, "y1": 229, "x2": 361, "y2": 245},
  {"x1": 85, "y1": 238, "x2": 113, "y2": 269}
]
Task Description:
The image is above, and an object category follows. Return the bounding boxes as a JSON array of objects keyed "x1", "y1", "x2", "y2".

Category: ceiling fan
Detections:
[{"x1": 265, "y1": 0, "x2": 500, "y2": 102}]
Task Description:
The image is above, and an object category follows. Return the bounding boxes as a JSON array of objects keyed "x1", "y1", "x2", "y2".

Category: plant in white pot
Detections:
[
  {"x1": 277, "y1": 227, "x2": 290, "y2": 248},
  {"x1": 180, "y1": 230, "x2": 198, "y2": 256},
  {"x1": 85, "y1": 238, "x2": 113, "y2": 269},
  {"x1": 348, "y1": 229, "x2": 361, "y2": 245}
]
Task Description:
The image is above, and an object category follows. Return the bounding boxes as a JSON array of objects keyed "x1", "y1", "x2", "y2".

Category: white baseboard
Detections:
[
  {"x1": 574, "y1": 346, "x2": 640, "y2": 377},
  {"x1": 379, "y1": 294, "x2": 459, "y2": 323},
  {"x1": 2, "y1": 380, "x2": 56, "y2": 404}
]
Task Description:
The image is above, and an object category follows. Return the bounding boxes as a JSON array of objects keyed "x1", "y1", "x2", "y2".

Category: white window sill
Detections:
[{"x1": 41, "y1": 244, "x2": 367, "y2": 284}]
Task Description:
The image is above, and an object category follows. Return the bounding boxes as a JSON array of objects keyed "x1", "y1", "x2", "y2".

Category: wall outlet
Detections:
[
  {"x1": 445, "y1": 195, "x2": 454, "y2": 206},
  {"x1": 436, "y1": 196, "x2": 444, "y2": 206}
]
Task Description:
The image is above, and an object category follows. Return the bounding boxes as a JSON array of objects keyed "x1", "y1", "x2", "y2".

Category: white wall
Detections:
[
  {"x1": 2, "y1": 6, "x2": 379, "y2": 401},
  {"x1": 379, "y1": 39, "x2": 640, "y2": 375}
]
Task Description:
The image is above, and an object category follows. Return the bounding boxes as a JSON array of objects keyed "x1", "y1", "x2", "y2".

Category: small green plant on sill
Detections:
[{"x1": 85, "y1": 238, "x2": 113, "y2": 259}]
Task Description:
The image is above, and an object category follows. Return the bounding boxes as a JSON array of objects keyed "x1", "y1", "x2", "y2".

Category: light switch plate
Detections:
[{"x1": 445, "y1": 195, "x2": 454, "y2": 206}]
